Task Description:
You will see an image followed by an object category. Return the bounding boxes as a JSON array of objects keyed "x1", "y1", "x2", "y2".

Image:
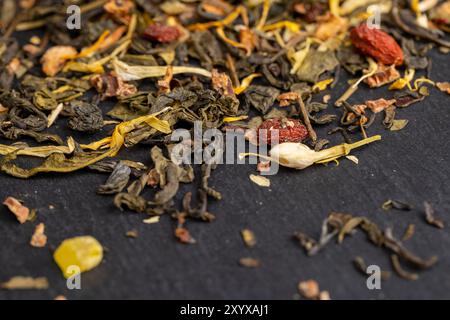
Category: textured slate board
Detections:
[{"x1": 0, "y1": 34, "x2": 449, "y2": 300}]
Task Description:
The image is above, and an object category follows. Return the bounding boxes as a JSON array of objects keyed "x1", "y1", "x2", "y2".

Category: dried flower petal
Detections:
[
  {"x1": 241, "y1": 229, "x2": 257, "y2": 247},
  {"x1": 3, "y1": 197, "x2": 29, "y2": 224},
  {"x1": 364, "y1": 64, "x2": 401, "y2": 88},
  {"x1": 436, "y1": 82, "x2": 450, "y2": 94},
  {"x1": 30, "y1": 223, "x2": 47, "y2": 248},
  {"x1": 1, "y1": 276, "x2": 48, "y2": 290},
  {"x1": 365, "y1": 98, "x2": 396, "y2": 113},
  {"x1": 104, "y1": 0, "x2": 134, "y2": 24},
  {"x1": 249, "y1": 174, "x2": 271, "y2": 188},
  {"x1": 298, "y1": 280, "x2": 320, "y2": 299},
  {"x1": 41, "y1": 46, "x2": 77, "y2": 77},
  {"x1": 239, "y1": 257, "x2": 261, "y2": 268},
  {"x1": 91, "y1": 72, "x2": 137, "y2": 100}
]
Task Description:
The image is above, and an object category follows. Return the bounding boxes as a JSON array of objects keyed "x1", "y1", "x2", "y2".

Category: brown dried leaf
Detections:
[
  {"x1": 338, "y1": 217, "x2": 365, "y2": 243},
  {"x1": 424, "y1": 202, "x2": 445, "y2": 229}
]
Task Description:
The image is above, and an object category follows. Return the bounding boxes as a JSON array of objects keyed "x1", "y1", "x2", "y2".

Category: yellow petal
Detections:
[
  {"x1": 313, "y1": 78, "x2": 334, "y2": 92},
  {"x1": 223, "y1": 115, "x2": 249, "y2": 123},
  {"x1": 234, "y1": 73, "x2": 261, "y2": 95}
]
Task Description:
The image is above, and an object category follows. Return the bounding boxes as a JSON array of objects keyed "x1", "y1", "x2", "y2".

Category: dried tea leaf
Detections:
[
  {"x1": 353, "y1": 256, "x2": 391, "y2": 280},
  {"x1": 249, "y1": 174, "x2": 270, "y2": 188},
  {"x1": 338, "y1": 217, "x2": 365, "y2": 243},
  {"x1": 296, "y1": 49, "x2": 339, "y2": 83},
  {"x1": 245, "y1": 85, "x2": 280, "y2": 114},
  {"x1": 241, "y1": 229, "x2": 256, "y2": 248},
  {"x1": 239, "y1": 257, "x2": 261, "y2": 268},
  {"x1": 402, "y1": 224, "x2": 415, "y2": 241},
  {"x1": 97, "y1": 162, "x2": 131, "y2": 195},
  {"x1": 391, "y1": 254, "x2": 419, "y2": 281},
  {"x1": 125, "y1": 230, "x2": 138, "y2": 238},
  {"x1": 30, "y1": 223, "x2": 47, "y2": 248},
  {"x1": 1, "y1": 276, "x2": 49, "y2": 290},
  {"x1": 424, "y1": 202, "x2": 445, "y2": 229},
  {"x1": 382, "y1": 199, "x2": 413, "y2": 211},
  {"x1": 3, "y1": 197, "x2": 29, "y2": 223},
  {"x1": 67, "y1": 101, "x2": 103, "y2": 133},
  {"x1": 390, "y1": 119, "x2": 409, "y2": 131}
]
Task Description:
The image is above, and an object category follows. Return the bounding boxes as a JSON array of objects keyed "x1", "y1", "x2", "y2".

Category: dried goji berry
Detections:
[
  {"x1": 350, "y1": 23, "x2": 404, "y2": 66},
  {"x1": 143, "y1": 23, "x2": 181, "y2": 43},
  {"x1": 257, "y1": 118, "x2": 309, "y2": 145}
]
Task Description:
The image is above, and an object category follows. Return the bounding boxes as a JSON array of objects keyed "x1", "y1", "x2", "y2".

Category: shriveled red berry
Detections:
[
  {"x1": 350, "y1": 23, "x2": 404, "y2": 66},
  {"x1": 143, "y1": 23, "x2": 181, "y2": 43},
  {"x1": 257, "y1": 118, "x2": 308, "y2": 145}
]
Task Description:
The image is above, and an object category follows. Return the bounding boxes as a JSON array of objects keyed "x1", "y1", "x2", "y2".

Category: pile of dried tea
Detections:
[{"x1": 0, "y1": 0, "x2": 449, "y2": 288}]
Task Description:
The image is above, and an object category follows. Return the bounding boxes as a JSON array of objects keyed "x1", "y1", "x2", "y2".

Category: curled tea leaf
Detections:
[{"x1": 97, "y1": 162, "x2": 131, "y2": 195}]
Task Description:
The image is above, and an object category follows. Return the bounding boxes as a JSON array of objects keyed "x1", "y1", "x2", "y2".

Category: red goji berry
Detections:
[
  {"x1": 257, "y1": 118, "x2": 309, "y2": 145},
  {"x1": 143, "y1": 23, "x2": 181, "y2": 43},
  {"x1": 350, "y1": 23, "x2": 404, "y2": 66}
]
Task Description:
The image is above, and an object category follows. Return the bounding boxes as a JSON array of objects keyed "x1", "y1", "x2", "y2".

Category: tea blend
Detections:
[{"x1": 0, "y1": 0, "x2": 449, "y2": 296}]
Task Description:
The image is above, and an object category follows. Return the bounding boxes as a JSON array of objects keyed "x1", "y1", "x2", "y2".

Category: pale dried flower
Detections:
[
  {"x1": 30, "y1": 223, "x2": 47, "y2": 248},
  {"x1": 298, "y1": 280, "x2": 320, "y2": 299},
  {"x1": 3, "y1": 197, "x2": 29, "y2": 224}
]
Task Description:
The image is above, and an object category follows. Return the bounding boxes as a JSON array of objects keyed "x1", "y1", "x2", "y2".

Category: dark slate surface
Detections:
[{"x1": 0, "y1": 33, "x2": 449, "y2": 300}]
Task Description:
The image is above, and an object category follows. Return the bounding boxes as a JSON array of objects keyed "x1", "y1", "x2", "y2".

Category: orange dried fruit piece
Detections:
[{"x1": 53, "y1": 236, "x2": 103, "y2": 279}]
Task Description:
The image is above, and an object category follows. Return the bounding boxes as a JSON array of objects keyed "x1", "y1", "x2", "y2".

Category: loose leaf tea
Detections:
[
  {"x1": 0, "y1": 0, "x2": 448, "y2": 292},
  {"x1": 424, "y1": 202, "x2": 445, "y2": 229},
  {"x1": 295, "y1": 208, "x2": 439, "y2": 279}
]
